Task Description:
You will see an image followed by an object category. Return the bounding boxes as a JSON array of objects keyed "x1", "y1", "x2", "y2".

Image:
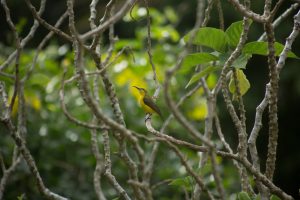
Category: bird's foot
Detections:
[{"x1": 145, "y1": 113, "x2": 152, "y2": 121}]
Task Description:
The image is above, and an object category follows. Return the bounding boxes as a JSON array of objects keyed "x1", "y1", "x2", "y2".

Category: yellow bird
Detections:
[{"x1": 133, "y1": 86, "x2": 163, "y2": 119}]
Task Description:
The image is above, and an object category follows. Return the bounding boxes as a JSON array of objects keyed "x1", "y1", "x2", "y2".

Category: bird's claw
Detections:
[{"x1": 145, "y1": 114, "x2": 152, "y2": 121}]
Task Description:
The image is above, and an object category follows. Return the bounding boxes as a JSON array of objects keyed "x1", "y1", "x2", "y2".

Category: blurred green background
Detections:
[{"x1": 0, "y1": 0, "x2": 299, "y2": 199}]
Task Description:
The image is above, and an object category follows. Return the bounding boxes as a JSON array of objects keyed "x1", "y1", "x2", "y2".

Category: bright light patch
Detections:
[
  {"x1": 39, "y1": 125, "x2": 48, "y2": 136},
  {"x1": 209, "y1": 174, "x2": 215, "y2": 182},
  {"x1": 179, "y1": 166, "x2": 186, "y2": 175},
  {"x1": 58, "y1": 45, "x2": 68, "y2": 56},
  {"x1": 114, "y1": 60, "x2": 128, "y2": 72},
  {"x1": 66, "y1": 130, "x2": 78, "y2": 142},
  {"x1": 137, "y1": 7, "x2": 147, "y2": 17},
  {"x1": 46, "y1": 76, "x2": 59, "y2": 94},
  {"x1": 136, "y1": 57, "x2": 147, "y2": 66},
  {"x1": 75, "y1": 97, "x2": 84, "y2": 106},
  {"x1": 162, "y1": 30, "x2": 170, "y2": 38}
]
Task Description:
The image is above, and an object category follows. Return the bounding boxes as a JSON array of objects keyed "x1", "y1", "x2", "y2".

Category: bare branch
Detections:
[
  {"x1": 0, "y1": 82, "x2": 67, "y2": 200},
  {"x1": 89, "y1": 0, "x2": 99, "y2": 30},
  {"x1": 276, "y1": 9, "x2": 300, "y2": 72},
  {"x1": 145, "y1": 0, "x2": 158, "y2": 85},
  {"x1": 24, "y1": 0, "x2": 72, "y2": 42},
  {"x1": 259, "y1": 3, "x2": 299, "y2": 41},
  {"x1": 264, "y1": 21, "x2": 279, "y2": 182},
  {"x1": 202, "y1": 0, "x2": 215, "y2": 27},
  {"x1": 103, "y1": 130, "x2": 131, "y2": 200},
  {"x1": 146, "y1": 120, "x2": 208, "y2": 152},
  {"x1": 248, "y1": 86, "x2": 270, "y2": 198},
  {"x1": 270, "y1": 0, "x2": 285, "y2": 19},
  {"x1": 215, "y1": 152, "x2": 294, "y2": 200},
  {"x1": 167, "y1": 142, "x2": 215, "y2": 200},
  {"x1": 216, "y1": 0, "x2": 224, "y2": 30},
  {"x1": 227, "y1": 0, "x2": 267, "y2": 23},
  {"x1": 218, "y1": 17, "x2": 253, "y2": 193},
  {"x1": 209, "y1": 150, "x2": 226, "y2": 199},
  {"x1": 91, "y1": 126, "x2": 107, "y2": 200},
  {"x1": 23, "y1": 11, "x2": 69, "y2": 82},
  {"x1": 0, "y1": 0, "x2": 46, "y2": 71},
  {"x1": 0, "y1": 154, "x2": 21, "y2": 200},
  {"x1": 81, "y1": 0, "x2": 135, "y2": 40},
  {"x1": 60, "y1": 66, "x2": 107, "y2": 130}
]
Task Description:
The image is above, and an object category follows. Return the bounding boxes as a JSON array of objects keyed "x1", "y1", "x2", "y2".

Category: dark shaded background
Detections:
[{"x1": 1, "y1": 0, "x2": 299, "y2": 198}]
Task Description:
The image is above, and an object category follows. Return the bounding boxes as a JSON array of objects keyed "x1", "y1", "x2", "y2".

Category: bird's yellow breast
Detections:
[{"x1": 139, "y1": 97, "x2": 155, "y2": 114}]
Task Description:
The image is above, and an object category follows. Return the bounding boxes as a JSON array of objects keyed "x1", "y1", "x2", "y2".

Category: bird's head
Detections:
[{"x1": 132, "y1": 86, "x2": 148, "y2": 96}]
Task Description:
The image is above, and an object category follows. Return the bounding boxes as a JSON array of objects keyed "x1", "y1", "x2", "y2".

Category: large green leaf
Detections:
[
  {"x1": 242, "y1": 41, "x2": 299, "y2": 58},
  {"x1": 226, "y1": 20, "x2": 244, "y2": 47},
  {"x1": 219, "y1": 53, "x2": 252, "y2": 69},
  {"x1": 182, "y1": 52, "x2": 219, "y2": 69},
  {"x1": 184, "y1": 27, "x2": 228, "y2": 52},
  {"x1": 185, "y1": 66, "x2": 221, "y2": 88},
  {"x1": 229, "y1": 69, "x2": 250, "y2": 100},
  {"x1": 237, "y1": 192, "x2": 251, "y2": 200}
]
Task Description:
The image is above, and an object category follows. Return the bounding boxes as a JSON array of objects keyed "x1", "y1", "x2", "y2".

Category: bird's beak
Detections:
[{"x1": 132, "y1": 86, "x2": 140, "y2": 90}]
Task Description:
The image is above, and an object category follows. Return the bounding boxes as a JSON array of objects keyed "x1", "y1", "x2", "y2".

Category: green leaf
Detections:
[
  {"x1": 270, "y1": 195, "x2": 281, "y2": 200},
  {"x1": 185, "y1": 66, "x2": 221, "y2": 88},
  {"x1": 152, "y1": 25, "x2": 180, "y2": 42},
  {"x1": 17, "y1": 194, "x2": 25, "y2": 200},
  {"x1": 237, "y1": 192, "x2": 251, "y2": 200},
  {"x1": 30, "y1": 73, "x2": 50, "y2": 87},
  {"x1": 164, "y1": 6, "x2": 178, "y2": 24},
  {"x1": 184, "y1": 27, "x2": 228, "y2": 52},
  {"x1": 16, "y1": 18, "x2": 27, "y2": 34},
  {"x1": 115, "y1": 39, "x2": 142, "y2": 50},
  {"x1": 219, "y1": 53, "x2": 252, "y2": 69},
  {"x1": 254, "y1": 195, "x2": 261, "y2": 200},
  {"x1": 242, "y1": 41, "x2": 298, "y2": 58},
  {"x1": 182, "y1": 52, "x2": 219, "y2": 69},
  {"x1": 169, "y1": 177, "x2": 189, "y2": 187},
  {"x1": 226, "y1": 20, "x2": 244, "y2": 47},
  {"x1": 169, "y1": 176, "x2": 193, "y2": 190},
  {"x1": 229, "y1": 69, "x2": 250, "y2": 100},
  {"x1": 232, "y1": 54, "x2": 252, "y2": 69}
]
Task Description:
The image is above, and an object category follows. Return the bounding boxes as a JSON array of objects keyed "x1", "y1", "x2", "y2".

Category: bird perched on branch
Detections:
[{"x1": 133, "y1": 86, "x2": 163, "y2": 119}]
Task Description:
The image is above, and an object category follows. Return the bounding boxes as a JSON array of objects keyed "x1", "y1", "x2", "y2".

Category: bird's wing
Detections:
[{"x1": 143, "y1": 97, "x2": 163, "y2": 118}]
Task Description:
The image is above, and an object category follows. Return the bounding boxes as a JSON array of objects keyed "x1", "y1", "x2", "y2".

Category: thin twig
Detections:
[
  {"x1": 22, "y1": 11, "x2": 69, "y2": 82},
  {"x1": 0, "y1": 155, "x2": 21, "y2": 200},
  {"x1": 103, "y1": 130, "x2": 131, "y2": 200},
  {"x1": 24, "y1": 0, "x2": 72, "y2": 42},
  {"x1": 145, "y1": 0, "x2": 158, "y2": 85},
  {"x1": 216, "y1": 0, "x2": 224, "y2": 30},
  {"x1": 259, "y1": 3, "x2": 299, "y2": 41},
  {"x1": 0, "y1": 0, "x2": 46, "y2": 71},
  {"x1": 215, "y1": 151, "x2": 294, "y2": 200},
  {"x1": 218, "y1": 17, "x2": 253, "y2": 193},
  {"x1": 146, "y1": 120, "x2": 208, "y2": 152},
  {"x1": 81, "y1": 0, "x2": 135, "y2": 40},
  {"x1": 202, "y1": 0, "x2": 215, "y2": 27},
  {"x1": 60, "y1": 66, "x2": 107, "y2": 130},
  {"x1": 227, "y1": 0, "x2": 267, "y2": 23},
  {"x1": 0, "y1": 82, "x2": 68, "y2": 200}
]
